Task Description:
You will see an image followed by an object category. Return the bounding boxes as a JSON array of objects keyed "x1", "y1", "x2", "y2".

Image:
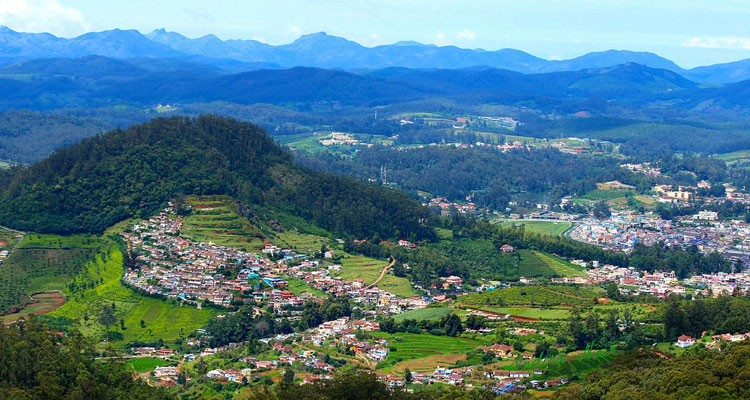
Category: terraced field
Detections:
[{"x1": 182, "y1": 195, "x2": 265, "y2": 250}]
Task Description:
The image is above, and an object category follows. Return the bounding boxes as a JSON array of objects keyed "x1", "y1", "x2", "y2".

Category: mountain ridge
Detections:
[{"x1": 2, "y1": 26, "x2": 750, "y2": 82}]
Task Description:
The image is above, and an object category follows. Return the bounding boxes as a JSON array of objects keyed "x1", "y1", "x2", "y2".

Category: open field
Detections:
[
  {"x1": 273, "y1": 231, "x2": 329, "y2": 253},
  {"x1": 337, "y1": 255, "x2": 418, "y2": 297},
  {"x1": 499, "y1": 221, "x2": 572, "y2": 236},
  {"x1": 460, "y1": 285, "x2": 602, "y2": 307},
  {"x1": 1, "y1": 291, "x2": 65, "y2": 325},
  {"x1": 388, "y1": 353, "x2": 467, "y2": 374},
  {"x1": 52, "y1": 243, "x2": 219, "y2": 346},
  {"x1": 393, "y1": 307, "x2": 453, "y2": 322},
  {"x1": 182, "y1": 195, "x2": 265, "y2": 251},
  {"x1": 127, "y1": 357, "x2": 171, "y2": 373},
  {"x1": 286, "y1": 277, "x2": 328, "y2": 298},
  {"x1": 371, "y1": 332, "x2": 483, "y2": 371},
  {"x1": 464, "y1": 305, "x2": 572, "y2": 320},
  {"x1": 532, "y1": 251, "x2": 586, "y2": 277},
  {"x1": 581, "y1": 189, "x2": 634, "y2": 201}
]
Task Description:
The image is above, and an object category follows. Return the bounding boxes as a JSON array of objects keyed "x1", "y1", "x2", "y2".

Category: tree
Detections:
[
  {"x1": 404, "y1": 368, "x2": 412, "y2": 383},
  {"x1": 593, "y1": 201, "x2": 611, "y2": 219},
  {"x1": 282, "y1": 368, "x2": 295, "y2": 387},
  {"x1": 98, "y1": 305, "x2": 117, "y2": 333}
]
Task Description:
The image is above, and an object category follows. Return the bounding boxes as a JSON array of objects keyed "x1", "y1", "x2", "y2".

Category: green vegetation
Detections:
[
  {"x1": 286, "y1": 277, "x2": 328, "y2": 298},
  {"x1": 0, "y1": 320, "x2": 171, "y2": 399},
  {"x1": 459, "y1": 285, "x2": 603, "y2": 307},
  {"x1": 0, "y1": 115, "x2": 435, "y2": 242},
  {"x1": 393, "y1": 307, "x2": 453, "y2": 323},
  {"x1": 0, "y1": 234, "x2": 101, "y2": 313},
  {"x1": 181, "y1": 195, "x2": 265, "y2": 250},
  {"x1": 466, "y1": 305, "x2": 572, "y2": 320},
  {"x1": 337, "y1": 255, "x2": 418, "y2": 297},
  {"x1": 371, "y1": 332, "x2": 483, "y2": 370},
  {"x1": 52, "y1": 242, "x2": 220, "y2": 346},
  {"x1": 127, "y1": 357, "x2": 171, "y2": 373},
  {"x1": 532, "y1": 251, "x2": 587, "y2": 277},
  {"x1": 499, "y1": 221, "x2": 571, "y2": 236},
  {"x1": 557, "y1": 344, "x2": 750, "y2": 400},
  {"x1": 581, "y1": 188, "x2": 634, "y2": 201}
]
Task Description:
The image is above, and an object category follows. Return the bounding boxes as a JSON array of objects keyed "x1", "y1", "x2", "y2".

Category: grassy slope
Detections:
[
  {"x1": 459, "y1": 285, "x2": 602, "y2": 307},
  {"x1": 0, "y1": 234, "x2": 101, "y2": 312},
  {"x1": 393, "y1": 307, "x2": 453, "y2": 323},
  {"x1": 52, "y1": 243, "x2": 219, "y2": 346},
  {"x1": 372, "y1": 332, "x2": 484, "y2": 372},
  {"x1": 532, "y1": 251, "x2": 587, "y2": 277},
  {"x1": 499, "y1": 221, "x2": 572, "y2": 236},
  {"x1": 338, "y1": 254, "x2": 418, "y2": 298},
  {"x1": 182, "y1": 195, "x2": 265, "y2": 251}
]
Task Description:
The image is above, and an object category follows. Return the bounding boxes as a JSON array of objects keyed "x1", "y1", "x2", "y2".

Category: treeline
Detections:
[
  {"x1": 630, "y1": 244, "x2": 730, "y2": 278},
  {"x1": 663, "y1": 295, "x2": 750, "y2": 341},
  {"x1": 297, "y1": 145, "x2": 651, "y2": 207},
  {"x1": 556, "y1": 343, "x2": 750, "y2": 400},
  {"x1": 204, "y1": 297, "x2": 351, "y2": 347},
  {"x1": 0, "y1": 115, "x2": 435, "y2": 241},
  {"x1": 0, "y1": 319, "x2": 171, "y2": 399}
]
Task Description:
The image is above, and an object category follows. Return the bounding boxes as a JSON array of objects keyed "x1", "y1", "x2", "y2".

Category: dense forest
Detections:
[
  {"x1": 297, "y1": 146, "x2": 650, "y2": 207},
  {"x1": 0, "y1": 320, "x2": 170, "y2": 399},
  {"x1": 556, "y1": 343, "x2": 750, "y2": 400},
  {"x1": 0, "y1": 115, "x2": 435, "y2": 240}
]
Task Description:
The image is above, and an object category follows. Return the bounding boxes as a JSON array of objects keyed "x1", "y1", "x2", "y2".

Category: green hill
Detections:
[{"x1": 0, "y1": 115, "x2": 434, "y2": 241}]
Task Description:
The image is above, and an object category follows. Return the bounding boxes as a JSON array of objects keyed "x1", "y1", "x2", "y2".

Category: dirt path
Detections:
[{"x1": 367, "y1": 257, "x2": 395, "y2": 288}]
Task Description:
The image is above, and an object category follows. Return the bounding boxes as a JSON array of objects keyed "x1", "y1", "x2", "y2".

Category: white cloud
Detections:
[
  {"x1": 433, "y1": 30, "x2": 447, "y2": 46},
  {"x1": 682, "y1": 36, "x2": 750, "y2": 50},
  {"x1": 0, "y1": 0, "x2": 88, "y2": 37},
  {"x1": 456, "y1": 28, "x2": 476, "y2": 41},
  {"x1": 284, "y1": 24, "x2": 303, "y2": 39}
]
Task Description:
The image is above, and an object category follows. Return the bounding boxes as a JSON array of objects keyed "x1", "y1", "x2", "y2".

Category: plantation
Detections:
[
  {"x1": 0, "y1": 234, "x2": 101, "y2": 313},
  {"x1": 499, "y1": 221, "x2": 572, "y2": 236},
  {"x1": 459, "y1": 285, "x2": 603, "y2": 307},
  {"x1": 52, "y1": 242, "x2": 219, "y2": 346},
  {"x1": 516, "y1": 249, "x2": 558, "y2": 278},
  {"x1": 532, "y1": 251, "x2": 586, "y2": 277},
  {"x1": 393, "y1": 307, "x2": 453, "y2": 322}
]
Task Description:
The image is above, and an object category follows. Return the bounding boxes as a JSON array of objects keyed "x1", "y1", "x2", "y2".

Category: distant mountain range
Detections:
[{"x1": 2, "y1": 26, "x2": 750, "y2": 83}]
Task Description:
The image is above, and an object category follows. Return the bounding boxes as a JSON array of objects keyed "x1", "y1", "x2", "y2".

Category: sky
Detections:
[{"x1": 2, "y1": 0, "x2": 750, "y2": 68}]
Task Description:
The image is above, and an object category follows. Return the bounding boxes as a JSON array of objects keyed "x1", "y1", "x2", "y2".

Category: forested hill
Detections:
[{"x1": 0, "y1": 115, "x2": 435, "y2": 240}]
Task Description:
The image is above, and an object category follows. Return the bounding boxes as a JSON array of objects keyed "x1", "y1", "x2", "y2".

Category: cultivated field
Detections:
[{"x1": 499, "y1": 221, "x2": 572, "y2": 236}]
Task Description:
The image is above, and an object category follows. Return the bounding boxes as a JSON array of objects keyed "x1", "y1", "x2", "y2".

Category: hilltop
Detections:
[{"x1": 0, "y1": 115, "x2": 434, "y2": 240}]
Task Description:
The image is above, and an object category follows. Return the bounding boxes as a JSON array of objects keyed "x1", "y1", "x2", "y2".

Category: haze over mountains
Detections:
[{"x1": 2, "y1": 26, "x2": 750, "y2": 83}]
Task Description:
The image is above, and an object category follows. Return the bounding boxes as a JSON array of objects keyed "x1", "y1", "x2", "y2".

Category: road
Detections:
[{"x1": 367, "y1": 257, "x2": 396, "y2": 288}]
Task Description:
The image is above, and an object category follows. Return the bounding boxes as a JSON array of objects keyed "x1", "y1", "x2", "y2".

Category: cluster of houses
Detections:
[{"x1": 569, "y1": 211, "x2": 750, "y2": 267}]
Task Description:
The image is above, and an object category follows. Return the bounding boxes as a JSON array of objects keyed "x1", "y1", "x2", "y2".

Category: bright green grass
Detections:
[
  {"x1": 286, "y1": 277, "x2": 328, "y2": 298},
  {"x1": 127, "y1": 357, "x2": 171, "y2": 373},
  {"x1": 517, "y1": 249, "x2": 557, "y2": 278},
  {"x1": 466, "y1": 305, "x2": 571, "y2": 320},
  {"x1": 582, "y1": 189, "x2": 634, "y2": 201},
  {"x1": 274, "y1": 231, "x2": 329, "y2": 253},
  {"x1": 393, "y1": 307, "x2": 453, "y2": 322},
  {"x1": 52, "y1": 243, "x2": 219, "y2": 346},
  {"x1": 460, "y1": 285, "x2": 602, "y2": 307},
  {"x1": 337, "y1": 255, "x2": 418, "y2": 297},
  {"x1": 499, "y1": 221, "x2": 572, "y2": 236},
  {"x1": 532, "y1": 251, "x2": 586, "y2": 277},
  {"x1": 372, "y1": 332, "x2": 484, "y2": 366},
  {"x1": 18, "y1": 234, "x2": 102, "y2": 249}
]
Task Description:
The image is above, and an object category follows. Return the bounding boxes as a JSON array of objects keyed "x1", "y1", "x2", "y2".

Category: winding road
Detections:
[{"x1": 367, "y1": 257, "x2": 396, "y2": 288}]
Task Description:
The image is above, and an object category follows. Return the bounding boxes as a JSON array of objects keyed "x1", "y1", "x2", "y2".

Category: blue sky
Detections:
[{"x1": 2, "y1": 0, "x2": 750, "y2": 68}]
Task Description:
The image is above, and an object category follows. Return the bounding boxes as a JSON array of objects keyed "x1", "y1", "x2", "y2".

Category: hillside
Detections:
[{"x1": 0, "y1": 115, "x2": 434, "y2": 240}]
